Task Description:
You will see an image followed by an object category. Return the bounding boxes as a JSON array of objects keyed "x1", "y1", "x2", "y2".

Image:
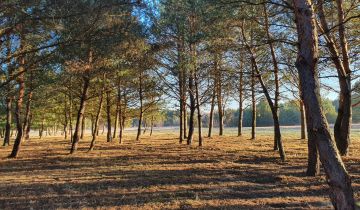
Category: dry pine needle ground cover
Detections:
[{"x1": 0, "y1": 129, "x2": 359, "y2": 209}]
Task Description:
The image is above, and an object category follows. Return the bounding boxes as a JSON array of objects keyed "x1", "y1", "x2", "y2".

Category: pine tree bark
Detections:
[
  {"x1": 80, "y1": 115, "x2": 85, "y2": 140},
  {"x1": 293, "y1": 1, "x2": 355, "y2": 208},
  {"x1": 264, "y1": 4, "x2": 281, "y2": 151},
  {"x1": 136, "y1": 73, "x2": 143, "y2": 142},
  {"x1": 317, "y1": 0, "x2": 351, "y2": 156},
  {"x1": 300, "y1": 99, "x2": 307, "y2": 139},
  {"x1": 3, "y1": 36, "x2": 13, "y2": 146},
  {"x1": 106, "y1": 88, "x2": 112, "y2": 142},
  {"x1": 187, "y1": 57, "x2": 196, "y2": 145},
  {"x1": 194, "y1": 53, "x2": 203, "y2": 146},
  {"x1": 70, "y1": 76, "x2": 90, "y2": 154},
  {"x1": 208, "y1": 88, "x2": 215, "y2": 138},
  {"x1": 9, "y1": 44, "x2": 26, "y2": 158},
  {"x1": 89, "y1": 79, "x2": 105, "y2": 151},
  {"x1": 238, "y1": 58, "x2": 244, "y2": 137},
  {"x1": 251, "y1": 61, "x2": 256, "y2": 140},
  {"x1": 214, "y1": 53, "x2": 224, "y2": 136},
  {"x1": 3, "y1": 95, "x2": 12, "y2": 146}
]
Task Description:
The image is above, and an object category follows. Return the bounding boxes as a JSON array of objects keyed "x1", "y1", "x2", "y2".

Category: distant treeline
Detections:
[{"x1": 161, "y1": 99, "x2": 360, "y2": 127}]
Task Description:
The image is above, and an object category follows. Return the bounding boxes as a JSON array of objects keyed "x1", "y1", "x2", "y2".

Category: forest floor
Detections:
[{"x1": 0, "y1": 129, "x2": 360, "y2": 209}]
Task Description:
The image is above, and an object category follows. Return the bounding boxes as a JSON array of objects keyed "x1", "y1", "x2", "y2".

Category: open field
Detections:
[{"x1": 1, "y1": 127, "x2": 360, "y2": 209}]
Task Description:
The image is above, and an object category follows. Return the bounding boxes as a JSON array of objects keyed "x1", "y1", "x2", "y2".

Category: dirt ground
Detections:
[{"x1": 0, "y1": 130, "x2": 359, "y2": 209}]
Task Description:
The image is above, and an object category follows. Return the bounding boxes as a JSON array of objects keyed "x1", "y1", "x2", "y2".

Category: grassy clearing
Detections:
[{"x1": 0, "y1": 128, "x2": 359, "y2": 209}]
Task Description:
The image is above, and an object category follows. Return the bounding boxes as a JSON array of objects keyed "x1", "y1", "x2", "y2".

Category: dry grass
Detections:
[{"x1": 0, "y1": 129, "x2": 359, "y2": 210}]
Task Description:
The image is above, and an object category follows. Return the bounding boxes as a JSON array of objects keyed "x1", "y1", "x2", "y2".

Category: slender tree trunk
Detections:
[
  {"x1": 9, "y1": 55, "x2": 26, "y2": 158},
  {"x1": 300, "y1": 99, "x2": 306, "y2": 139},
  {"x1": 80, "y1": 115, "x2": 85, "y2": 140},
  {"x1": 69, "y1": 79, "x2": 73, "y2": 142},
  {"x1": 150, "y1": 115, "x2": 154, "y2": 136},
  {"x1": 106, "y1": 89, "x2": 112, "y2": 142},
  {"x1": 293, "y1": 1, "x2": 355, "y2": 208},
  {"x1": 70, "y1": 76, "x2": 90, "y2": 154},
  {"x1": 89, "y1": 80, "x2": 105, "y2": 151},
  {"x1": 194, "y1": 54, "x2": 202, "y2": 147},
  {"x1": 238, "y1": 60, "x2": 244, "y2": 137},
  {"x1": 317, "y1": 0, "x2": 351, "y2": 156},
  {"x1": 3, "y1": 36, "x2": 12, "y2": 146},
  {"x1": 241, "y1": 24, "x2": 285, "y2": 161},
  {"x1": 334, "y1": 0, "x2": 352, "y2": 156},
  {"x1": 214, "y1": 53, "x2": 224, "y2": 136},
  {"x1": 40, "y1": 118, "x2": 44, "y2": 139},
  {"x1": 208, "y1": 88, "x2": 215, "y2": 138},
  {"x1": 3, "y1": 96, "x2": 12, "y2": 146},
  {"x1": 23, "y1": 88, "x2": 33, "y2": 141},
  {"x1": 264, "y1": 5, "x2": 281, "y2": 151},
  {"x1": 183, "y1": 101, "x2": 187, "y2": 139},
  {"x1": 119, "y1": 90, "x2": 127, "y2": 144},
  {"x1": 63, "y1": 94, "x2": 68, "y2": 140},
  {"x1": 187, "y1": 62, "x2": 196, "y2": 145},
  {"x1": 178, "y1": 38, "x2": 185, "y2": 143},
  {"x1": 136, "y1": 74, "x2": 143, "y2": 142},
  {"x1": 251, "y1": 62, "x2": 256, "y2": 140},
  {"x1": 113, "y1": 104, "x2": 119, "y2": 139}
]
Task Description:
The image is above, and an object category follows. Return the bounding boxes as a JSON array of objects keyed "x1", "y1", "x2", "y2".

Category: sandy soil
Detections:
[{"x1": 0, "y1": 131, "x2": 359, "y2": 209}]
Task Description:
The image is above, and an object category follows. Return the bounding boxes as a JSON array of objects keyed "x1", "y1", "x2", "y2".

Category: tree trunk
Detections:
[
  {"x1": 25, "y1": 114, "x2": 31, "y2": 140},
  {"x1": 194, "y1": 55, "x2": 202, "y2": 147},
  {"x1": 251, "y1": 62, "x2": 256, "y2": 140},
  {"x1": 187, "y1": 59, "x2": 196, "y2": 145},
  {"x1": 3, "y1": 96, "x2": 12, "y2": 146},
  {"x1": 214, "y1": 53, "x2": 224, "y2": 136},
  {"x1": 300, "y1": 99, "x2": 307, "y2": 139},
  {"x1": 238, "y1": 60, "x2": 244, "y2": 137},
  {"x1": 89, "y1": 81, "x2": 105, "y2": 151},
  {"x1": 136, "y1": 73, "x2": 143, "y2": 142},
  {"x1": 317, "y1": 0, "x2": 351, "y2": 156},
  {"x1": 113, "y1": 104, "x2": 119, "y2": 139},
  {"x1": 178, "y1": 38, "x2": 185, "y2": 143},
  {"x1": 70, "y1": 76, "x2": 90, "y2": 154},
  {"x1": 9, "y1": 55, "x2": 26, "y2": 158},
  {"x1": 241, "y1": 23, "x2": 285, "y2": 161},
  {"x1": 183, "y1": 101, "x2": 187, "y2": 139},
  {"x1": 150, "y1": 115, "x2": 154, "y2": 136},
  {"x1": 208, "y1": 88, "x2": 215, "y2": 138},
  {"x1": 69, "y1": 80, "x2": 73, "y2": 142},
  {"x1": 334, "y1": 0, "x2": 352, "y2": 156},
  {"x1": 106, "y1": 89, "x2": 112, "y2": 142},
  {"x1": 293, "y1": 1, "x2": 355, "y2": 208},
  {"x1": 80, "y1": 115, "x2": 85, "y2": 140},
  {"x1": 264, "y1": 4, "x2": 281, "y2": 151},
  {"x1": 119, "y1": 90, "x2": 127, "y2": 144}
]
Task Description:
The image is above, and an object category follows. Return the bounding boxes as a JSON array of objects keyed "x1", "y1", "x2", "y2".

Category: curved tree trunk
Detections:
[
  {"x1": 241, "y1": 23, "x2": 285, "y2": 161},
  {"x1": 9, "y1": 54, "x2": 26, "y2": 158},
  {"x1": 317, "y1": 0, "x2": 351, "y2": 156},
  {"x1": 293, "y1": 1, "x2": 355, "y2": 208},
  {"x1": 70, "y1": 76, "x2": 90, "y2": 154},
  {"x1": 89, "y1": 83, "x2": 104, "y2": 151},
  {"x1": 264, "y1": 4, "x2": 281, "y2": 151},
  {"x1": 3, "y1": 96, "x2": 12, "y2": 146}
]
